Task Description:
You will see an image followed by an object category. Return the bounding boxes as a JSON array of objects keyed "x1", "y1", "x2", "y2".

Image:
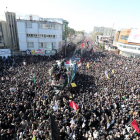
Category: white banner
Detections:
[
  {"x1": 127, "y1": 29, "x2": 140, "y2": 43},
  {"x1": 0, "y1": 49, "x2": 11, "y2": 55}
]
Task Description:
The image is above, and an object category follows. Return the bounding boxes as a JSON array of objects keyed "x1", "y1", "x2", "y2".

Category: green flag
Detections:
[
  {"x1": 34, "y1": 76, "x2": 36, "y2": 84},
  {"x1": 122, "y1": 96, "x2": 126, "y2": 100}
]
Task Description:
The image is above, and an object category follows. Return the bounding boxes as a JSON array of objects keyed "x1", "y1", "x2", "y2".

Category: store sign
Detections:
[
  {"x1": 0, "y1": 49, "x2": 11, "y2": 55},
  {"x1": 45, "y1": 50, "x2": 51, "y2": 54},
  {"x1": 35, "y1": 49, "x2": 44, "y2": 54},
  {"x1": 127, "y1": 29, "x2": 140, "y2": 43}
]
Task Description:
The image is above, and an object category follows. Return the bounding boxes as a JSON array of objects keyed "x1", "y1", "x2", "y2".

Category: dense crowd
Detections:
[{"x1": 0, "y1": 40, "x2": 140, "y2": 140}]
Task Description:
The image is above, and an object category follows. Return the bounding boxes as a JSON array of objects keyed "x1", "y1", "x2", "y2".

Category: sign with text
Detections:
[
  {"x1": 0, "y1": 49, "x2": 11, "y2": 55},
  {"x1": 127, "y1": 29, "x2": 140, "y2": 43},
  {"x1": 35, "y1": 49, "x2": 44, "y2": 54}
]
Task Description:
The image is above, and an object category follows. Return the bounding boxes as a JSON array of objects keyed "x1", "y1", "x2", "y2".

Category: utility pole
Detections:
[
  {"x1": 65, "y1": 23, "x2": 66, "y2": 57},
  {"x1": 64, "y1": 20, "x2": 69, "y2": 57}
]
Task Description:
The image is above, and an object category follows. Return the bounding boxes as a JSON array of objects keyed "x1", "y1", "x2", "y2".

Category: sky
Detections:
[{"x1": 0, "y1": 0, "x2": 140, "y2": 33}]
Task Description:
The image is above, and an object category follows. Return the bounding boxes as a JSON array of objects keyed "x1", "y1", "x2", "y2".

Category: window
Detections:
[
  {"x1": 50, "y1": 35, "x2": 52, "y2": 38},
  {"x1": 59, "y1": 41, "x2": 61, "y2": 48},
  {"x1": 53, "y1": 35, "x2": 55, "y2": 38},
  {"x1": 39, "y1": 24, "x2": 43, "y2": 28},
  {"x1": 55, "y1": 25, "x2": 58, "y2": 30},
  {"x1": 26, "y1": 22, "x2": 32, "y2": 28},
  {"x1": 39, "y1": 42, "x2": 44, "y2": 48},
  {"x1": 52, "y1": 25, "x2": 55, "y2": 29},
  {"x1": 49, "y1": 25, "x2": 52, "y2": 29},
  {"x1": 0, "y1": 25, "x2": 2, "y2": 32},
  {"x1": 52, "y1": 42, "x2": 56, "y2": 49},
  {"x1": 120, "y1": 35, "x2": 128, "y2": 40},
  {"x1": 30, "y1": 34, "x2": 33, "y2": 37},
  {"x1": 38, "y1": 34, "x2": 42, "y2": 38},
  {"x1": 44, "y1": 34, "x2": 47, "y2": 38},
  {"x1": 60, "y1": 25, "x2": 62, "y2": 30},
  {"x1": 34, "y1": 34, "x2": 37, "y2": 38},
  {"x1": 8, "y1": 15, "x2": 10, "y2": 23},
  {"x1": 0, "y1": 36, "x2": 2, "y2": 43},
  {"x1": 27, "y1": 42, "x2": 34, "y2": 48},
  {"x1": 27, "y1": 34, "x2": 29, "y2": 37},
  {"x1": 44, "y1": 42, "x2": 52, "y2": 50}
]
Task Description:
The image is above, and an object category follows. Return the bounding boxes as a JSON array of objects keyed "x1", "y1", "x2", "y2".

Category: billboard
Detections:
[
  {"x1": 127, "y1": 29, "x2": 140, "y2": 43},
  {"x1": 35, "y1": 49, "x2": 44, "y2": 54}
]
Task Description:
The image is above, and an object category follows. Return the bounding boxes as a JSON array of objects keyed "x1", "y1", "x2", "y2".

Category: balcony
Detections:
[{"x1": 0, "y1": 43, "x2": 4, "y2": 47}]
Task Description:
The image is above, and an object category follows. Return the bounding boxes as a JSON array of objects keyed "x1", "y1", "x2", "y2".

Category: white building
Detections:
[{"x1": 16, "y1": 15, "x2": 63, "y2": 55}]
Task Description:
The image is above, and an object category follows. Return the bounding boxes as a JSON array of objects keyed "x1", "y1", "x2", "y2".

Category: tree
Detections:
[
  {"x1": 90, "y1": 32, "x2": 103, "y2": 42},
  {"x1": 99, "y1": 43, "x2": 105, "y2": 50}
]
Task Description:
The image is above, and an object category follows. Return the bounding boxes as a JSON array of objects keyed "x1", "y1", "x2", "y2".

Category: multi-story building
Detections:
[
  {"x1": 114, "y1": 29, "x2": 140, "y2": 57},
  {"x1": 94, "y1": 26, "x2": 116, "y2": 37},
  {"x1": 16, "y1": 15, "x2": 64, "y2": 55},
  {"x1": 0, "y1": 21, "x2": 11, "y2": 58},
  {"x1": 3, "y1": 12, "x2": 19, "y2": 52}
]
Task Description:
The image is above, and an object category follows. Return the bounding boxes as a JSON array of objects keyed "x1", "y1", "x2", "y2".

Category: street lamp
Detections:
[{"x1": 63, "y1": 20, "x2": 69, "y2": 57}]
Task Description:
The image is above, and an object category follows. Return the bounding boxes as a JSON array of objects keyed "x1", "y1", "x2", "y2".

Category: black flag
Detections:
[{"x1": 50, "y1": 114, "x2": 60, "y2": 140}]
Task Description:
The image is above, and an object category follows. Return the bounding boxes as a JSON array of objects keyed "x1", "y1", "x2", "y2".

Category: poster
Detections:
[
  {"x1": 31, "y1": 50, "x2": 35, "y2": 55},
  {"x1": 35, "y1": 49, "x2": 44, "y2": 54},
  {"x1": 127, "y1": 29, "x2": 140, "y2": 43}
]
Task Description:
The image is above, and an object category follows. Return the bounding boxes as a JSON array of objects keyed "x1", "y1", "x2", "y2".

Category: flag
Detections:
[
  {"x1": 112, "y1": 70, "x2": 114, "y2": 74},
  {"x1": 107, "y1": 74, "x2": 110, "y2": 79},
  {"x1": 78, "y1": 63, "x2": 81, "y2": 67},
  {"x1": 125, "y1": 125, "x2": 131, "y2": 133},
  {"x1": 23, "y1": 60, "x2": 26, "y2": 66},
  {"x1": 69, "y1": 100, "x2": 78, "y2": 111},
  {"x1": 50, "y1": 114, "x2": 60, "y2": 140},
  {"x1": 85, "y1": 58, "x2": 86, "y2": 61},
  {"x1": 66, "y1": 61, "x2": 70, "y2": 64},
  {"x1": 122, "y1": 96, "x2": 126, "y2": 100},
  {"x1": 87, "y1": 62, "x2": 89, "y2": 69},
  {"x1": 32, "y1": 136, "x2": 36, "y2": 140},
  {"x1": 76, "y1": 109, "x2": 79, "y2": 114},
  {"x1": 95, "y1": 65, "x2": 97, "y2": 69},
  {"x1": 130, "y1": 119, "x2": 139, "y2": 133},
  {"x1": 34, "y1": 76, "x2": 36, "y2": 84},
  {"x1": 105, "y1": 70, "x2": 107, "y2": 76}
]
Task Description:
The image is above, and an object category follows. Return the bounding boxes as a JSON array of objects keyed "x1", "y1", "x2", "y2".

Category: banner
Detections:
[
  {"x1": 26, "y1": 50, "x2": 31, "y2": 55},
  {"x1": 87, "y1": 62, "x2": 89, "y2": 69},
  {"x1": 128, "y1": 29, "x2": 140, "y2": 43},
  {"x1": 71, "y1": 83, "x2": 77, "y2": 87},
  {"x1": 50, "y1": 114, "x2": 60, "y2": 140},
  {"x1": 35, "y1": 49, "x2": 44, "y2": 54},
  {"x1": 31, "y1": 50, "x2": 35, "y2": 55}
]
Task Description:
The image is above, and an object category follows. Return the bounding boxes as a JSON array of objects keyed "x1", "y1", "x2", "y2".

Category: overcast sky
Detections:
[{"x1": 0, "y1": 0, "x2": 140, "y2": 33}]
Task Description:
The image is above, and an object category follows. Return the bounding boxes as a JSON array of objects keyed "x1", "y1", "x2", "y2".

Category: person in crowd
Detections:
[{"x1": 0, "y1": 39, "x2": 140, "y2": 140}]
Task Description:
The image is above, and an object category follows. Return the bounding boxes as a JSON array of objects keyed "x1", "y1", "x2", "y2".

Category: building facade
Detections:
[
  {"x1": 0, "y1": 21, "x2": 11, "y2": 57},
  {"x1": 94, "y1": 26, "x2": 116, "y2": 37},
  {"x1": 114, "y1": 29, "x2": 140, "y2": 57},
  {"x1": 17, "y1": 15, "x2": 63, "y2": 55},
  {"x1": 3, "y1": 12, "x2": 19, "y2": 51}
]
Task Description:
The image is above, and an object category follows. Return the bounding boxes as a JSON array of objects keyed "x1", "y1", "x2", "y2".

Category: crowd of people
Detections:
[{"x1": 0, "y1": 39, "x2": 140, "y2": 140}]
